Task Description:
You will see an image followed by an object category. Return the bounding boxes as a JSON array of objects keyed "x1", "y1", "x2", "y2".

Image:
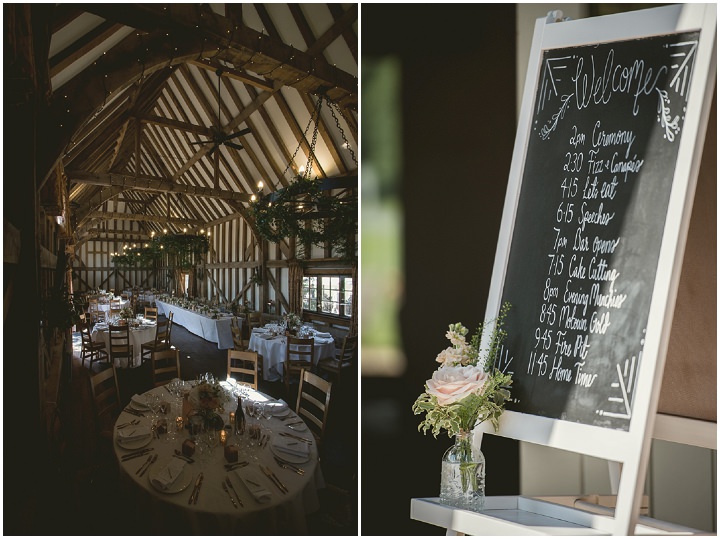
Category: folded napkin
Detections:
[
  {"x1": 272, "y1": 435, "x2": 310, "y2": 458},
  {"x1": 252, "y1": 327, "x2": 268, "y2": 334},
  {"x1": 235, "y1": 467, "x2": 272, "y2": 503},
  {"x1": 258, "y1": 334, "x2": 275, "y2": 340},
  {"x1": 264, "y1": 401, "x2": 288, "y2": 416},
  {"x1": 130, "y1": 394, "x2": 150, "y2": 410},
  {"x1": 314, "y1": 337, "x2": 333, "y2": 344},
  {"x1": 117, "y1": 425, "x2": 151, "y2": 442},
  {"x1": 150, "y1": 458, "x2": 186, "y2": 491},
  {"x1": 313, "y1": 331, "x2": 332, "y2": 339}
]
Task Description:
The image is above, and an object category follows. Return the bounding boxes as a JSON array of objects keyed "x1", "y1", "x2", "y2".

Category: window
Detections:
[{"x1": 302, "y1": 275, "x2": 353, "y2": 318}]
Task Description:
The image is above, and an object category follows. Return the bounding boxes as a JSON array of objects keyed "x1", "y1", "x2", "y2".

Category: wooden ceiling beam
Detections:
[
  {"x1": 51, "y1": 5, "x2": 84, "y2": 34},
  {"x1": 85, "y1": 211, "x2": 204, "y2": 226},
  {"x1": 68, "y1": 171, "x2": 252, "y2": 202},
  {"x1": 327, "y1": 4, "x2": 358, "y2": 64},
  {"x1": 140, "y1": 114, "x2": 214, "y2": 137},
  {"x1": 187, "y1": 58, "x2": 273, "y2": 92},
  {"x1": 49, "y1": 21, "x2": 126, "y2": 77}
]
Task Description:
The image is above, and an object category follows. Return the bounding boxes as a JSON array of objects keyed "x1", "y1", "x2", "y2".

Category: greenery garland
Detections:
[
  {"x1": 112, "y1": 234, "x2": 210, "y2": 269},
  {"x1": 250, "y1": 176, "x2": 357, "y2": 261}
]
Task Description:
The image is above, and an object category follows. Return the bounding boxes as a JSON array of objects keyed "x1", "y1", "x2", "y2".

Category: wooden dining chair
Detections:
[
  {"x1": 231, "y1": 317, "x2": 245, "y2": 350},
  {"x1": 151, "y1": 348, "x2": 181, "y2": 387},
  {"x1": 283, "y1": 336, "x2": 315, "y2": 394},
  {"x1": 89, "y1": 363, "x2": 121, "y2": 440},
  {"x1": 296, "y1": 368, "x2": 332, "y2": 446},
  {"x1": 80, "y1": 319, "x2": 109, "y2": 369},
  {"x1": 144, "y1": 306, "x2": 158, "y2": 322},
  {"x1": 108, "y1": 324, "x2": 134, "y2": 367},
  {"x1": 247, "y1": 311, "x2": 263, "y2": 331},
  {"x1": 88, "y1": 298, "x2": 101, "y2": 324},
  {"x1": 140, "y1": 316, "x2": 170, "y2": 364},
  {"x1": 227, "y1": 349, "x2": 259, "y2": 389},
  {"x1": 317, "y1": 334, "x2": 357, "y2": 381},
  {"x1": 109, "y1": 298, "x2": 123, "y2": 317}
]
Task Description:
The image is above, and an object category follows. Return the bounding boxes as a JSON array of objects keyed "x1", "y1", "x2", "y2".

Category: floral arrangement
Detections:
[
  {"x1": 412, "y1": 302, "x2": 513, "y2": 438},
  {"x1": 119, "y1": 307, "x2": 135, "y2": 320},
  {"x1": 283, "y1": 312, "x2": 302, "y2": 330},
  {"x1": 188, "y1": 380, "x2": 230, "y2": 429}
]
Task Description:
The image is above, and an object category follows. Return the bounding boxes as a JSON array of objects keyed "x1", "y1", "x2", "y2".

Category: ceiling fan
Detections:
[{"x1": 189, "y1": 68, "x2": 251, "y2": 154}]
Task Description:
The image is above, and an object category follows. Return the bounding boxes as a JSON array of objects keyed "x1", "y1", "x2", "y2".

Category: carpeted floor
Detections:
[{"x1": 33, "y1": 316, "x2": 357, "y2": 536}]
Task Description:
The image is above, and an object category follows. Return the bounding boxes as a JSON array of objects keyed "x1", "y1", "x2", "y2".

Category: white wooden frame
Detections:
[{"x1": 412, "y1": 5, "x2": 716, "y2": 536}]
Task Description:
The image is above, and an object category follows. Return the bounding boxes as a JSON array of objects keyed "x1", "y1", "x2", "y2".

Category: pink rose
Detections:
[{"x1": 426, "y1": 365, "x2": 489, "y2": 406}]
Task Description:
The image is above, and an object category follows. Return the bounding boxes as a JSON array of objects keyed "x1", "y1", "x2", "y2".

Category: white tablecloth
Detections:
[
  {"x1": 248, "y1": 330, "x2": 336, "y2": 382},
  {"x1": 96, "y1": 298, "x2": 130, "y2": 313},
  {"x1": 155, "y1": 300, "x2": 234, "y2": 349},
  {"x1": 112, "y1": 384, "x2": 323, "y2": 534},
  {"x1": 92, "y1": 323, "x2": 156, "y2": 368}
]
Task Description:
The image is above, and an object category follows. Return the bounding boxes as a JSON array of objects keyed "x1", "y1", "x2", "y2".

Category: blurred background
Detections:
[{"x1": 360, "y1": 3, "x2": 717, "y2": 535}]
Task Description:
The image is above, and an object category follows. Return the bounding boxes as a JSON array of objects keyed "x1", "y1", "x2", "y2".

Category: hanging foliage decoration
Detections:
[
  {"x1": 112, "y1": 234, "x2": 210, "y2": 269},
  {"x1": 250, "y1": 176, "x2": 357, "y2": 260}
]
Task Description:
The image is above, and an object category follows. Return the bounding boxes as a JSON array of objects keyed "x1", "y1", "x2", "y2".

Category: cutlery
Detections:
[
  {"x1": 194, "y1": 472, "x2": 204, "y2": 504},
  {"x1": 285, "y1": 420, "x2": 304, "y2": 427},
  {"x1": 116, "y1": 419, "x2": 140, "y2": 429},
  {"x1": 123, "y1": 408, "x2": 145, "y2": 417},
  {"x1": 225, "y1": 477, "x2": 243, "y2": 507},
  {"x1": 279, "y1": 432, "x2": 313, "y2": 444},
  {"x1": 188, "y1": 473, "x2": 203, "y2": 505},
  {"x1": 139, "y1": 454, "x2": 157, "y2": 477},
  {"x1": 173, "y1": 450, "x2": 195, "y2": 463},
  {"x1": 273, "y1": 456, "x2": 304, "y2": 475},
  {"x1": 121, "y1": 447, "x2": 154, "y2": 461},
  {"x1": 135, "y1": 454, "x2": 153, "y2": 475},
  {"x1": 260, "y1": 465, "x2": 288, "y2": 494},
  {"x1": 222, "y1": 482, "x2": 238, "y2": 508},
  {"x1": 224, "y1": 461, "x2": 249, "y2": 471}
]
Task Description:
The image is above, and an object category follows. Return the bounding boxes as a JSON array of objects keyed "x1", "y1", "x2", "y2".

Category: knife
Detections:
[
  {"x1": 260, "y1": 465, "x2": 287, "y2": 494},
  {"x1": 225, "y1": 477, "x2": 244, "y2": 507},
  {"x1": 135, "y1": 454, "x2": 153, "y2": 475},
  {"x1": 121, "y1": 447, "x2": 154, "y2": 461},
  {"x1": 193, "y1": 472, "x2": 204, "y2": 504},
  {"x1": 279, "y1": 432, "x2": 313, "y2": 444},
  {"x1": 139, "y1": 454, "x2": 157, "y2": 477},
  {"x1": 188, "y1": 473, "x2": 202, "y2": 505},
  {"x1": 222, "y1": 482, "x2": 238, "y2": 508}
]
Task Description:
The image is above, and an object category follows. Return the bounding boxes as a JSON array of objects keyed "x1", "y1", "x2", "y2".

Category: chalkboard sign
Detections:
[{"x1": 496, "y1": 31, "x2": 702, "y2": 431}]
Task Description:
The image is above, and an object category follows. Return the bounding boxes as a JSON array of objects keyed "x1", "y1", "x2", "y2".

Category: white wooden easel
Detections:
[{"x1": 411, "y1": 4, "x2": 716, "y2": 535}]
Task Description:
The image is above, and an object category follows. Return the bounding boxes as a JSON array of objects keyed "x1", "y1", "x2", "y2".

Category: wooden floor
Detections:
[{"x1": 8, "y1": 317, "x2": 357, "y2": 535}]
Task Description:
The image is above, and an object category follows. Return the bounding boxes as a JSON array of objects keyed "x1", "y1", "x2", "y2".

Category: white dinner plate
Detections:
[
  {"x1": 270, "y1": 442, "x2": 311, "y2": 464},
  {"x1": 285, "y1": 420, "x2": 308, "y2": 432},
  {"x1": 116, "y1": 433, "x2": 152, "y2": 450},
  {"x1": 148, "y1": 459, "x2": 194, "y2": 494},
  {"x1": 271, "y1": 407, "x2": 290, "y2": 418}
]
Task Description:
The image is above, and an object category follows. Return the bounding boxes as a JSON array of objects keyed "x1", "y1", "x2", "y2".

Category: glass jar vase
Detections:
[{"x1": 440, "y1": 429, "x2": 486, "y2": 511}]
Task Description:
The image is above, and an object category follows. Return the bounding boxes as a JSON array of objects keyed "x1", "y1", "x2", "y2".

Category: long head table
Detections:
[
  {"x1": 155, "y1": 300, "x2": 235, "y2": 349},
  {"x1": 113, "y1": 382, "x2": 323, "y2": 534}
]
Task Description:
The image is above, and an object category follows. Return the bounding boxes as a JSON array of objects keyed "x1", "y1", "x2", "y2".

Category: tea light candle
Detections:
[
  {"x1": 176, "y1": 416, "x2": 184, "y2": 432},
  {"x1": 229, "y1": 412, "x2": 235, "y2": 425},
  {"x1": 220, "y1": 429, "x2": 227, "y2": 446}
]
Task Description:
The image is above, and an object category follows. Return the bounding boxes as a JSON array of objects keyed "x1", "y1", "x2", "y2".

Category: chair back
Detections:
[
  {"x1": 80, "y1": 319, "x2": 95, "y2": 346},
  {"x1": 231, "y1": 318, "x2": 244, "y2": 350},
  {"x1": 144, "y1": 306, "x2": 158, "y2": 322},
  {"x1": 166, "y1": 311, "x2": 174, "y2": 346},
  {"x1": 227, "y1": 350, "x2": 259, "y2": 389},
  {"x1": 247, "y1": 311, "x2": 263, "y2": 330},
  {"x1": 286, "y1": 336, "x2": 315, "y2": 367},
  {"x1": 108, "y1": 324, "x2": 134, "y2": 366},
  {"x1": 296, "y1": 368, "x2": 332, "y2": 445},
  {"x1": 153, "y1": 317, "x2": 170, "y2": 347},
  {"x1": 336, "y1": 334, "x2": 358, "y2": 363},
  {"x1": 151, "y1": 348, "x2": 180, "y2": 387},
  {"x1": 89, "y1": 364, "x2": 121, "y2": 432}
]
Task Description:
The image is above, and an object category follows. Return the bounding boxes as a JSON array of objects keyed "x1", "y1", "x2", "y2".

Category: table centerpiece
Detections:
[{"x1": 412, "y1": 302, "x2": 513, "y2": 512}]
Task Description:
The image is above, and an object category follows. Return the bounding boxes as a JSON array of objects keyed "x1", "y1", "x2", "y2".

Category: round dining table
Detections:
[
  {"x1": 92, "y1": 321, "x2": 156, "y2": 368},
  {"x1": 112, "y1": 382, "x2": 324, "y2": 534},
  {"x1": 247, "y1": 327, "x2": 336, "y2": 382}
]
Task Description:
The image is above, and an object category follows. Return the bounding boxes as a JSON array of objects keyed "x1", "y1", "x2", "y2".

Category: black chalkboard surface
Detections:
[{"x1": 499, "y1": 31, "x2": 701, "y2": 430}]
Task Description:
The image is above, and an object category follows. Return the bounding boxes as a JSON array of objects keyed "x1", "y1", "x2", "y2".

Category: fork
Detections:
[
  {"x1": 116, "y1": 419, "x2": 140, "y2": 429},
  {"x1": 274, "y1": 457, "x2": 304, "y2": 475}
]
